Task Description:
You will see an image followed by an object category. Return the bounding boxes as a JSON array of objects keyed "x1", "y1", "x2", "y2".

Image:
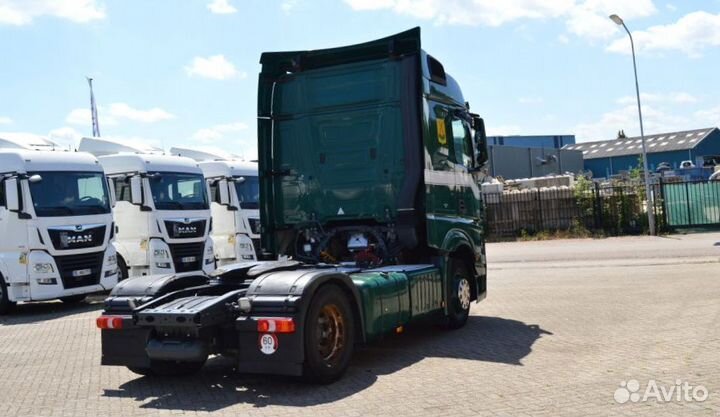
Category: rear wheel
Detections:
[
  {"x1": 303, "y1": 285, "x2": 355, "y2": 384},
  {"x1": 60, "y1": 295, "x2": 87, "y2": 304},
  {"x1": 445, "y1": 258, "x2": 472, "y2": 329},
  {"x1": 0, "y1": 275, "x2": 16, "y2": 315},
  {"x1": 127, "y1": 359, "x2": 206, "y2": 377}
]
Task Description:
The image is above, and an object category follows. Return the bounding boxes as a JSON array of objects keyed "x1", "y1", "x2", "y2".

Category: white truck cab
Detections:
[
  {"x1": 170, "y1": 147, "x2": 260, "y2": 265},
  {"x1": 79, "y1": 138, "x2": 215, "y2": 278},
  {"x1": 0, "y1": 137, "x2": 119, "y2": 313}
]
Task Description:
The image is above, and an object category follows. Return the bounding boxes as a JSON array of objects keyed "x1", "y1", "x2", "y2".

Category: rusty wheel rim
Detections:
[{"x1": 316, "y1": 303, "x2": 345, "y2": 364}]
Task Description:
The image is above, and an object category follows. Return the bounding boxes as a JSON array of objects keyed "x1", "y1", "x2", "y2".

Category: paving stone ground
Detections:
[{"x1": 1, "y1": 232, "x2": 719, "y2": 417}]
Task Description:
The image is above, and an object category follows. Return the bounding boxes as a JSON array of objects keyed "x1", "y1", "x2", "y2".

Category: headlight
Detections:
[
  {"x1": 205, "y1": 245, "x2": 214, "y2": 256},
  {"x1": 32, "y1": 263, "x2": 55, "y2": 274},
  {"x1": 238, "y1": 242, "x2": 252, "y2": 250},
  {"x1": 106, "y1": 254, "x2": 117, "y2": 265},
  {"x1": 153, "y1": 249, "x2": 170, "y2": 259}
]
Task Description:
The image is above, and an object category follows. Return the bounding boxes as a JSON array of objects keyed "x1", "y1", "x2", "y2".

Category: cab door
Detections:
[{"x1": 448, "y1": 115, "x2": 483, "y2": 224}]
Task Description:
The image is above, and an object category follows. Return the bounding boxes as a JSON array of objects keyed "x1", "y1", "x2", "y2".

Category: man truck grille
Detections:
[
  {"x1": 164, "y1": 220, "x2": 207, "y2": 239},
  {"x1": 54, "y1": 251, "x2": 104, "y2": 289},
  {"x1": 168, "y1": 242, "x2": 205, "y2": 273},
  {"x1": 48, "y1": 225, "x2": 106, "y2": 250}
]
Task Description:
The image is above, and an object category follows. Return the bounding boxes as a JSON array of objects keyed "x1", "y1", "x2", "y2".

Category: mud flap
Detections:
[{"x1": 234, "y1": 315, "x2": 304, "y2": 376}]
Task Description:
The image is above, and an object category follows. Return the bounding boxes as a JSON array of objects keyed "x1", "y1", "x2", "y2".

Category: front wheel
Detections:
[
  {"x1": 118, "y1": 257, "x2": 129, "y2": 281},
  {"x1": 303, "y1": 285, "x2": 355, "y2": 384},
  {"x1": 445, "y1": 259, "x2": 472, "y2": 329},
  {"x1": 0, "y1": 275, "x2": 16, "y2": 315}
]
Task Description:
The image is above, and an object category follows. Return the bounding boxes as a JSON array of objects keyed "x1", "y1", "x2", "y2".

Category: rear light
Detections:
[
  {"x1": 96, "y1": 315, "x2": 125, "y2": 330},
  {"x1": 257, "y1": 317, "x2": 295, "y2": 333}
]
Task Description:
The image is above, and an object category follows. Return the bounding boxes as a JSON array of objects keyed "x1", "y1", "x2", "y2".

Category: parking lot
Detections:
[{"x1": 1, "y1": 232, "x2": 718, "y2": 417}]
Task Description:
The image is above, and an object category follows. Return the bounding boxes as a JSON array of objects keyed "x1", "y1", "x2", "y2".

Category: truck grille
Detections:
[
  {"x1": 47, "y1": 225, "x2": 106, "y2": 250},
  {"x1": 168, "y1": 242, "x2": 205, "y2": 273},
  {"x1": 55, "y1": 251, "x2": 104, "y2": 289},
  {"x1": 164, "y1": 220, "x2": 207, "y2": 239}
]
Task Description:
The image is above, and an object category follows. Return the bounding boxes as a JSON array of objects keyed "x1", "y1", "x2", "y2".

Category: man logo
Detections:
[
  {"x1": 75, "y1": 225, "x2": 83, "y2": 231},
  {"x1": 183, "y1": 218, "x2": 191, "y2": 224}
]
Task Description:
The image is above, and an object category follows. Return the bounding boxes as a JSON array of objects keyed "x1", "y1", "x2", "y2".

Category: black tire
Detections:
[
  {"x1": 303, "y1": 285, "x2": 355, "y2": 384},
  {"x1": 127, "y1": 359, "x2": 205, "y2": 377},
  {"x1": 445, "y1": 258, "x2": 472, "y2": 330},
  {"x1": 118, "y1": 256, "x2": 129, "y2": 281},
  {"x1": 0, "y1": 275, "x2": 16, "y2": 315},
  {"x1": 60, "y1": 295, "x2": 87, "y2": 304}
]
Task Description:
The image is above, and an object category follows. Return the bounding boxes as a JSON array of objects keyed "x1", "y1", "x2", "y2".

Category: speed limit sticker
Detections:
[{"x1": 258, "y1": 333, "x2": 278, "y2": 355}]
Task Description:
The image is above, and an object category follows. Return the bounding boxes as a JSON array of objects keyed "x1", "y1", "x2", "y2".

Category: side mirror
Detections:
[
  {"x1": 473, "y1": 116, "x2": 489, "y2": 167},
  {"x1": 5, "y1": 178, "x2": 20, "y2": 211},
  {"x1": 28, "y1": 174, "x2": 42, "y2": 183},
  {"x1": 218, "y1": 179, "x2": 230, "y2": 205},
  {"x1": 129, "y1": 176, "x2": 143, "y2": 205},
  {"x1": 107, "y1": 177, "x2": 116, "y2": 208}
]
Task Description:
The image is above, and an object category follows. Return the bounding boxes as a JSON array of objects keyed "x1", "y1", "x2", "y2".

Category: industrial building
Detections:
[
  {"x1": 488, "y1": 134, "x2": 575, "y2": 149},
  {"x1": 487, "y1": 145, "x2": 584, "y2": 179},
  {"x1": 565, "y1": 127, "x2": 720, "y2": 178}
]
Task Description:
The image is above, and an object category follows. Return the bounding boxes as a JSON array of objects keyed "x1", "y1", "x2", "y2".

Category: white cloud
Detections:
[
  {"x1": 0, "y1": 0, "x2": 105, "y2": 25},
  {"x1": 343, "y1": 0, "x2": 573, "y2": 26},
  {"x1": 184, "y1": 55, "x2": 244, "y2": 80},
  {"x1": 607, "y1": 11, "x2": 720, "y2": 57},
  {"x1": 565, "y1": 0, "x2": 656, "y2": 40},
  {"x1": 616, "y1": 92, "x2": 698, "y2": 105},
  {"x1": 0, "y1": 116, "x2": 12, "y2": 124},
  {"x1": 107, "y1": 103, "x2": 174, "y2": 123},
  {"x1": 190, "y1": 122, "x2": 255, "y2": 159},
  {"x1": 281, "y1": 0, "x2": 298, "y2": 13},
  {"x1": 207, "y1": 0, "x2": 236, "y2": 14},
  {"x1": 343, "y1": 0, "x2": 662, "y2": 43},
  {"x1": 573, "y1": 103, "x2": 690, "y2": 141},
  {"x1": 66, "y1": 103, "x2": 174, "y2": 126},
  {"x1": 192, "y1": 122, "x2": 249, "y2": 143},
  {"x1": 694, "y1": 106, "x2": 720, "y2": 126}
]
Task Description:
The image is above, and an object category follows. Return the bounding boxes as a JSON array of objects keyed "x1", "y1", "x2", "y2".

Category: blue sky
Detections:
[{"x1": 1, "y1": 0, "x2": 719, "y2": 158}]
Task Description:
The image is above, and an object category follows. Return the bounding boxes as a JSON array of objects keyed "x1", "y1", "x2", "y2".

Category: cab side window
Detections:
[
  {"x1": 209, "y1": 181, "x2": 221, "y2": 204},
  {"x1": 113, "y1": 177, "x2": 132, "y2": 203},
  {"x1": 450, "y1": 118, "x2": 473, "y2": 167}
]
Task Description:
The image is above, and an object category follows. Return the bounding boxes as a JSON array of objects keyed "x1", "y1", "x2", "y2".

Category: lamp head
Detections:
[{"x1": 609, "y1": 14, "x2": 624, "y2": 25}]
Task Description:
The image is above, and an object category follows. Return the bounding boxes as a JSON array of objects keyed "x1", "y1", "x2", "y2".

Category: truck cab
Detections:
[
  {"x1": 170, "y1": 147, "x2": 260, "y2": 265},
  {"x1": 0, "y1": 137, "x2": 119, "y2": 313},
  {"x1": 79, "y1": 138, "x2": 215, "y2": 278}
]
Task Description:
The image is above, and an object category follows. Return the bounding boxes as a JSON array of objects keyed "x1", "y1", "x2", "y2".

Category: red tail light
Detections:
[
  {"x1": 257, "y1": 317, "x2": 295, "y2": 333},
  {"x1": 96, "y1": 315, "x2": 124, "y2": 330}
]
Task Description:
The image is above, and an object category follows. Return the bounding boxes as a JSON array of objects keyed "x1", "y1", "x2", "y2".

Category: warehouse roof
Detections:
[{"x1": 563, "y1": 127, "x2": 718, "y2": 159}]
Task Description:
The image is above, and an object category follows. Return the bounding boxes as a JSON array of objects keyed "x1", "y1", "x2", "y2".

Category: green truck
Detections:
[{"x1": 97, "y1": 27, "x2": 489, "y2": 383}]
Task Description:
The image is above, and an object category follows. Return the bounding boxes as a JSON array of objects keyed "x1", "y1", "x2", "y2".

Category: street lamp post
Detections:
[{"x1": 609, "y1": 14, "x2": 656, "y2": 236}]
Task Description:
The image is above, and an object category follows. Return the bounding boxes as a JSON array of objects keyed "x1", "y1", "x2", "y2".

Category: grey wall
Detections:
[{"x1": 488, "y1": 145, "x2": 584, "y2": 179}]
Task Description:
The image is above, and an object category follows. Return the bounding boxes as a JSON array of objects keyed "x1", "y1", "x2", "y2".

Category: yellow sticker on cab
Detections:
[{"x1": 436, "y1": 119, "x2": 447, "y2": 145}]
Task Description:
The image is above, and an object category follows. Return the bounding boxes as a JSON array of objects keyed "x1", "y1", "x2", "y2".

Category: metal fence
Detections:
[
  {"x1": 484, "y1": 182, "x2": 661, "y2": 239},
  {"x1": 660, "y1": 180, "x2": 720, "y2": 227}
]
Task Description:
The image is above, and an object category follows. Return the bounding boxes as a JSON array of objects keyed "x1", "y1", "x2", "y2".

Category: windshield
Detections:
[
  {"x1": 148, "y1": 172, "x2": 209, "y2": 210},
  {"x1": 28, "y1": 171, "x2": 111, "y2": 217},
  {"x1": 234, "y1": 175, "x2": 259, "y2": 209}
]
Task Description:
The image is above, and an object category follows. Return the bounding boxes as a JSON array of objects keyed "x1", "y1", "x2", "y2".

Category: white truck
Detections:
[
  {"x1": 170, "y1": 147, "x2": 260, "y2": 265},
  {"x1": 0, "y1": 137, "x2": 119, "y2": 313},
  {"x1": 79, "y1": 138, "x2": 215, "y2": 278}
]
